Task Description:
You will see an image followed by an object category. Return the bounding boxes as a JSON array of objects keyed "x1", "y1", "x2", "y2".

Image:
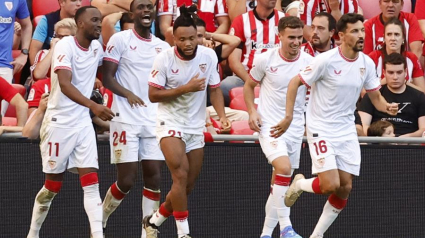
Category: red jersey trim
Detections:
[
  {"x1": 148, "y1": 81, "x2": 165, "y2": 89},
  {"x1": 74, "y1": 37, "x2": 89, "y2": 51},
  {"x1": 209, "y1": 83, "x2": 221, "y2": 88},
  {"x1": 174, "y1": 47, "x2": 192, "y2": 61},
  {"x1": 54, "y1": 66, "x2": 72, "y2": 72},
  {"x1": 279, "y1": 49, "x2": 300, "y2": 62},
  {"x1": 249, "y1": 74, "x2": 261, "y2": 84},
  {"x1": 104, "y1": 57, "x2": 119, "y2": 64},
  {"x1": 298, "y1": 73, "x2": 311, "y2": 89},
  {"x1": 366, "y1": 85, "x2": 382, "y2": 92},
  {"x1": 338, "y1": 47, "x2": 358, "y2": 62},
  {"x1": 132, "y1": 29, "x2": 152, "y2": 42}
]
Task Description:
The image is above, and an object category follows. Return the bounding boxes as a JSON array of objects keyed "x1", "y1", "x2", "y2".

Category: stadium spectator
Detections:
[
  {"x1": 101, "y1": 0, "x2": 170, "y2": 236},
  {"x1": 359, "y1": 53, "x2": 425, "y2": 137},
  {"x1": 281, "y1": 13, "x2": 398, "y2": 238},
  {"x1": 91, "y1": 0, "x2": 127, "y2": 17},
  {"x1": 298, "y1": 0, "x2": 361, "y2": 41},
  {"x1": 367, "y1": 120, "x2": 395, "y2": 137},
  {"x1": 368, "y1": 18, "x2": 425, "y2": 92},
  {"x1": 197, "y1": 0, "x2": 230, "y2": 34},
  {"x1": 143, "y1": 5, "x2": 230, "y2": 238},
  {"x1": 227, "y1": 0, "x2": 282, "y2": 21},
  {"x1": 414, "y1": 0, "x2": 425, "y2": 58},
  {"x1": 26, "y1": 6, "x2": 114, "y2": 238},
  {"x1": 301, "y1": 12, "x2": 336, "y2": 56},
  {"x1": 0, "y1": 0, "x2": 32, "y2": 116},
  {"x1": 101, "y1": 12, "x2": 134, "y2": 47},
  {"x1": 22, "y1": 93, "x2": 49, "y2": 139},
  {"x1": 245, "y1": 16, "x2": 311, "y2": 238},
  {"x1": 282, "y1": 0, "x2": 300, "y2": 16},
  {"x1": 363, "y1": 0, "x2": 423, "y2": 59},
  {"x1": 0, "y1": 76, "x2": 28, "y2": 131},
  {"x1": 29, "y1": 0, "x2": 82, "y2": 65},
  {"x1": 221, "y1": 0, "x2": 285, "y2": 106}
]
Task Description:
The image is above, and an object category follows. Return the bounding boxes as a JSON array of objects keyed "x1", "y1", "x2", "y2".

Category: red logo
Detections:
[
  {"x1": 304, "y1": 66, "x2": 312, "y2": 72},
  {"x1": 57, "y1": 55, "x2": 65, "y2": 62},
  {"x1": 155, "y1": 47, "x2": 162, "y2": 54},
  {"x1": 151, "y1": 70, "x2": 159, "y2": 78},
  {"x1": 171, "y1": 69, "x2": 179, "y2": 74},
  {"x1": 130, "y1": 45, "x2": 137, "y2": 50},
  {"x1": 334, "y1": 70, "x2": 342, "y2": 75},
  {"x1": 270, "y1": 67, "x2": 277, "y2": 73},
  {"x1": 107, "y1": 45, "x2": 114, "y2": 53}
]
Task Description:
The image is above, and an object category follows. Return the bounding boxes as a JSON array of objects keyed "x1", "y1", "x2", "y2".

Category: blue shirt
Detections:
[
  {"x1": 0, "y1": 0, "x2": 30, "y2": 68},
  {"x1": 32, "y1": 15, "x2": 49, "y2": 43}
]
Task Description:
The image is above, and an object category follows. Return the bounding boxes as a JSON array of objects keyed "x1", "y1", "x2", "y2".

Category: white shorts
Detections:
[
  {"x1": 110, "y1": 121, "x2": 164, "y2": 164},
  {"x1": 308, "y1": 137, "x2": 361, "y2": 176},
  {"x1": 156, "y1": 125, "x2": 205, "y2": 153},
  {"x1": 40, "y1": 125, "x2": 98, "y2": 174},
  {"x1": 259, "y1": 134, "x2": 302, "y2": 169}
]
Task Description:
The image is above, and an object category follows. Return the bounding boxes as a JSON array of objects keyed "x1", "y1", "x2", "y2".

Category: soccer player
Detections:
[
  {"x1": 143, "y1": 5, "x2": 231, "y2": 238},
  {"x1": 101, "y1": 0, "x2": 170, "y2": 236},
  {"x1": 245, "y1": 16, "x2": 312, "y2": 238},
  {"x1": 27, "y1": 6, "x2": 114, "y2": 238},
  {"x1": 279, "y1": 13, "x2": 398, "y2": 238}
]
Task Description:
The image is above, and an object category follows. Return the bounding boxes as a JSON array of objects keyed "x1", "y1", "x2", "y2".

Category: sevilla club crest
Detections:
[{"x1": 199, "y1": 63, "x2": 207, "y2": 73}]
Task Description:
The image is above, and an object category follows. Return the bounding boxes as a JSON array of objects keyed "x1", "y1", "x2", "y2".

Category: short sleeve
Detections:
[
  {"x1": 363, "y1": 60, "x2": 381, "y2": 92},
  {"x1": 298, "y1": 55, "x2": 327, "y2": 88},
  {"x1": 229, "y1": 15, "x2": 246, "y2": 43},
  {"x1": 53, "y1": 40, "x2": 72, "y2": 72},
  {"x1": 27, "y1": 81, "x2": 46, "y2": 107},
  {"x1": 409, "y1": 53, "x2": 424, "y2": 78},
  {"x1": 249, "y1": 54, "x2": 266, "y2": 84},
  {"x1": 0, "y1": 78, "x2": 18, "y2": 102},
  {"x1": 16, "y1": 0, "x2": 30, "y2": 19},
  {"x1": 32, "y1": 16, "x2": 48, "y2": 43},
  {"x1": 148, "y1": 52, "x2": 167, "y2": 89},
  {"x1": 208, "y1": 53, "x2": 220, "y2": 88},
  {"x1": 407, "y1": 14, "x2": 424, "y2": 44},
  {"x1": 104, "y1": 33, "x2": 124, "y2": 64},
  {"x1": 357, "y1": 93, "x2": 375, "y2": 115}
]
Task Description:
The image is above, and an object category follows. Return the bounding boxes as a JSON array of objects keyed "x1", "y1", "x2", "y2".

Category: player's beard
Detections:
[
  {"x1": 353, "y1": 39, "x2": 364, "y2": 52},
  {"x1": 177, "y1": 45, "x2": 198, "y2": 60}
]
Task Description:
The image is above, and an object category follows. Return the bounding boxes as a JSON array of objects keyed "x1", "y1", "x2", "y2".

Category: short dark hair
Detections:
[
  {"x1": 314, "y1": 12, "x2": 336, "y2": 32},
  {"x1": 336, "y1": 13, "x2": 364, "y2": 33},
  {"x1": 173, "y1": 5, "x2": 197, "y2": 32},
  {"x1": 194, "y1": 17, "x2": 206, "y2": 28},
  {"x1": 278, "y1": 16, "x2": 304, "y2": 32},
  {"x1": 383, "y1": 52, "x2": 407, "y2": 69},
  {"x1": 75, "y1": 6, "x2": 98, "y2": 24},
  {"x1": 120, "y1": 12, "x2": 133, "y2": 30},
  {"x1": 367, "y1": 120, "x2": 394, "y2": 136}
]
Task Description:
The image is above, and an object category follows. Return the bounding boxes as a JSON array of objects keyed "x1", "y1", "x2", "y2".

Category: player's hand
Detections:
[
  {"x1": 39, "y1": 93, "x2": 49, "y2": 112},
  {"x1": 126, "y1": 91, "x2": 146, "y2": 108},
  {"x1": 10, "y1": 53, "x2": 28, "y2": 75},
  {"x1": 94, "y1": 78, "x2": 103, "y2": 89},
  {"x1": 90, "y1": 104, "x2": 115, "y2": 121},
  {"x1": 219, "y1": 117, "x2": 232, "y2": 134},
  {"x1": 248, "y1": 110, "x2": 262, "y2": 132},
  {"x1": 386, "y1": 103, "x2": 398, "y2": 116},
  {"x1": 185, "y1": 73, "x2": 206, "y2": 92},
  {"x1": 270, "y1": 117, "x2": 292, "y2": 138},
  {"x1": 329, "y1": 0, "x2": 340, "y2": 11}
]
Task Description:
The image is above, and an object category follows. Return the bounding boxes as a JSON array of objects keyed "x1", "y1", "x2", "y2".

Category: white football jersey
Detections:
[
  {"x1": 250, "y1": 48, "x2": 313, "y2": 141},
  {"x1": 148, "y1": 46, "x2": 221, "y2": 134},
  {"x1": 104, "y1": 29, "x2": 170, "y2": 125},
  {"x1": 299, "y1": 47, "x2": 381, "y2": 140},
  {"x1": 44, "y1": 36, "x2": 103, "y2": 128}
]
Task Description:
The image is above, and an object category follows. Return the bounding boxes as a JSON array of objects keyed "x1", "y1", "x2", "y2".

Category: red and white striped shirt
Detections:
[
  {"x1": 157, "y1": 0, "x2": 192, "y2": 23},
  {"x1": 197, "y1": 0, "x2": 228, "y2": 33},
  {"x1": 229, "y1": 9, "x2": 285, "y2": 71},
  {"x1": 299, "y1": 0, "x2": 358, "y2": 25}
]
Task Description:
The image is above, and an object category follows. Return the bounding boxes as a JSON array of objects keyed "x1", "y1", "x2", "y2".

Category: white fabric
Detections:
[
  {"x1": 261, "y1": 193, "x2": 279, "y2": 237},
  {"x1": 272, "y1": 180, "x2": 292, "y2": 231},
  {"x1": 310, "y1": 200, "x2": 342, "y2": 238},
  {"x1": 44, "y1": 36, "x2": 103, "y2": 128},
  {"x1": 259, "y1": 134, "x2": 302, "y2": 168},
  {"x1": 104, "y1": 30, "x2": 170, "y2": 125},
  {"x1": 102, "y1": 186, "x2": 124, "y2": 228},
  {"x1": 27, "y1": 186, "x2": 57, "y2": 238},
  {"x1": 156, "y1": 124, "x2": 205, "y2": 153},
  {"x1": 148, "y1": 46, "x2": 220, "y2": 134},
  {"x1": 299, "y1": 47, "x2": 380, "y2": 141},
  {"x1": 83, "y1": 183, "x2": 103, "y2": 238}
]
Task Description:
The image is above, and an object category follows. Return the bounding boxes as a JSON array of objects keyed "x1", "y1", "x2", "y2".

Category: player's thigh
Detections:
[
  {"x1": 160, "y1": 136, "x2": 188, "y2": 173},
  {"x1": 335, "y1": 140, "x2": 361, "y2": 176},
  {"x1": 308, "y1": 137, "x2": 338, "y2": 175},
  {"x1": 68, "y1": 126, "x2": 98, "y2": 174},
  {"x1": 110, "y1": 122, "x2": 140, "y2": 164},
  {"x1": 40, "y1": 126, "x2": 79, "y2": 174},
  {"x1": 185, "y1": 147, "x2": 204, "y2": 191}
]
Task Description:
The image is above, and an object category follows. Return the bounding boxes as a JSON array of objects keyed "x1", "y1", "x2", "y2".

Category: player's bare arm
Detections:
[
  {"x1": 103, "y1": 61, "x2": 145, "y2": 108},
  {"x1": 244, "y1": 76, "x2": 262, "y2": 132},
  {"x1": 274, "y1": 75, "x2": 304, "y2": 138},
  {"x1": 367, "y1": 90, "x2": 399, "y2": 116},
  {"x1": 57, "y1": 69, "x2": 115, "y2": 121},
  {"x1": 149, "y1": 73, "x2": 206, "y2": 102},
  {"x1": 209, "y1": 86, "x2": 231, "y2": 133}
]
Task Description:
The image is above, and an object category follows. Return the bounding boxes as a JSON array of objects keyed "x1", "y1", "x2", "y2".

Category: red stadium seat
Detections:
[
  {"x1": 1, "y1": 117, "x2": 17, "y2": 126},
  {"x1": 5, "y1": 84, "x2": 26, "y2": 118},
  {"x1": 12, "y1": 50, "x2": 22, "y2": 84},
  {"x1": 229, "y1": 86, "x2": 260, "y2": 101},
  {"x1": 32, "y1": 0, "x2": 91, "y2": 17},
  {"x1": 33, "y1": 15, "x2": 44, "y2": 28},
  {"x1": 229, "y1": 95, "x2": 248, "y2": 111},
  {"x1": 230, "y1": 120, "x2": 255, "y2": 135}
]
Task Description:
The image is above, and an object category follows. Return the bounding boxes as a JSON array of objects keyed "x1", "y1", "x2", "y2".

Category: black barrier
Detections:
[{"x1": 0, "y1": 139, "x2": 424, "y2": 238}]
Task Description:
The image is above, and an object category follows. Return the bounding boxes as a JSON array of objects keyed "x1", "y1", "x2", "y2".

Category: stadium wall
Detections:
[{"x1": 0, "y1": 139, "x2": 424, "y2": 238}]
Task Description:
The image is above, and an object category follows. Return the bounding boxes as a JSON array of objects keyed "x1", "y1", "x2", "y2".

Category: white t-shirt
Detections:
[
  {"x1": 44, "y1": 36, "x2": 103, "y2": 128},
  {"x1": 148, "y1": 46, "x2": 221, "y2": 134},
  {"x1": 299, "y1": 47, "x2": 381, "y2": 140},
  {"x1": 104, "y1": 29, "x2": 170, "y2": 125},
  {"x1": 250, "y1": 48, "x2": 313, "y2": 141}
]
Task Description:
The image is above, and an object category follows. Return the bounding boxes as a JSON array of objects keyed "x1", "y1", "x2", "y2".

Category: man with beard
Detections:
[
  {"x1": 101, "y1": 0, "x2": 170, "y2": 237},
  {"x1": 279, "y1": 13, "x2": 399, "y2": 238},
  {"x1": 245, "y1": 16, "x2": 312, "y2": 238},
  {"x1": 301, "y1": 12, "x2": 336, "y2": 57},
  {"x1": 27, "y1": 6, "x2": 114, "y2": 238},
  {"x1": 143, "y1": 5, "x2": 231, "y2": 238}
]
